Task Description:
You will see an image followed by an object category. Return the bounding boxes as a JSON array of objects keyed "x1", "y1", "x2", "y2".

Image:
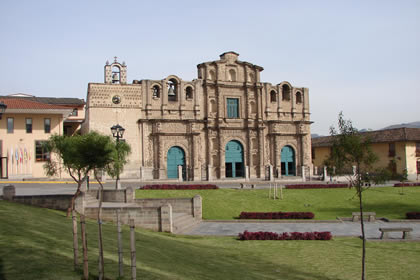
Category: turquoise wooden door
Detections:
[
  {"x1": 281, "y1": 146, "x2": 295, "y2": 176},
  {"x1": 225, "y1": 140, "x2": 244, "y2": 178},
  {"x1": 167, "y1": 146, "x2": 185, "y2": 179}
]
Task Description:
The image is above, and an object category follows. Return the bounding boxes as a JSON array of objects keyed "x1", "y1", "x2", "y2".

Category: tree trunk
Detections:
[
  {"x1": 130, "y1": 219, "x2": 137, "y2": 280},
  {"x1": 96, "y1": 174, "x2": 105, "y2": 280},
  {"x1": 80, "y1": 215, "x2": 89, "y2": 280},
  {"x1": 357, "y1": 164, "x2": 366, "y2": 280},
  {"x1": 67, "y1": 182, "x2": 82, "y2": 217},
  {"x1": 72, "y1": 210, "x2": 78, "y2": 270},
  {"x1": 117, "y1": 210, "x2": 124, "y2": 278}
]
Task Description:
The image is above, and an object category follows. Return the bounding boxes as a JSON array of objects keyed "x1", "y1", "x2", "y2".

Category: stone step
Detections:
[{"x1": 172, "y1": 213, "x2": 201, "y2": 234}]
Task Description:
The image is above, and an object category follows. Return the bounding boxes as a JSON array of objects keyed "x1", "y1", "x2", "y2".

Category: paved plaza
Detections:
[{"x1": 184, "y1": 220, "x2": 420, "y2": 239}]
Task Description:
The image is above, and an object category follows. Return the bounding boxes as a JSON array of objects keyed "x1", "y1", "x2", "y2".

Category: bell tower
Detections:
[{"x1": 104, "y1": 57, "x2": 127, "y2": 84}]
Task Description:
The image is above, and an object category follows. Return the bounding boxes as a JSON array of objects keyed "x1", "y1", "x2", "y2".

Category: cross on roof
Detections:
[{"x1": 114, "y1": 56, "x2": 118, "y2": 62}]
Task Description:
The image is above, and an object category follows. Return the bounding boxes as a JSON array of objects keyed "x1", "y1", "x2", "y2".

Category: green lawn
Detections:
[
  {"x1": 1, "y1": 200, "x2": 420, "y2": 279},
  {"x1": 136, "y1": 187, "x2": 420, "y2": 220}
]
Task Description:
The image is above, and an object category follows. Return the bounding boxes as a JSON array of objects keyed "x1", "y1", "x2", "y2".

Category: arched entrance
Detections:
[
  {"x1": 225, "y1": 140, "x2": 244, "y2": 178},
  {"x1": 167, "y1": 146, "x2": 186, "y2": 179},
  {"x1": 281, "y1": 146, "x2": 295, "y2": 176}
]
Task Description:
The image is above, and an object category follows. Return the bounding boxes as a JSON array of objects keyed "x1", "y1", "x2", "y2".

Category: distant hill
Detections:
[
  {"x1": 382, "y1": 121, "x2": 420, "y2": 130},
  {"x1": 311, "y1": 134, "x2": 323, "y2": 138}
]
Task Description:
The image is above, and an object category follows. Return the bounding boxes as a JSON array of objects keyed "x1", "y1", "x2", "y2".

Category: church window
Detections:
[
  {"x1": 270, "y1": 90, "x2": 277, "y2": 102},
  {"x1": 152, "y1": 85, "x2": 160, "y2": 98},
  {"x1": 227, "y1": 98, "x2": 239, "y2": 118},
  {"x1": 168, "y1": 79, "x2": 178, "y2": 102},
  {"x1": 282, "y1": 84, "x2": 291, "y2": 101},
  {"x1": 296, "y1": 91, "x2": 302, "y2": 104},
  {"x1": 185, "y1": 86, "x2": 193, "y2": 100},
  {"x1": 71, "y1": 108, "x2": 78, "y2": 116}
]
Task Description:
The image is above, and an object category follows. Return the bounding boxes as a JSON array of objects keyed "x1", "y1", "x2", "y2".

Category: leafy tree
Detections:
[
  {"x1": 44, "y1": 132, "x2": 109, "y2": 216},
  {"x1": 324, "y1": 112, "x2": 378, "y2": 280},
  {"x1": 105, "y1": 140, "x2": 131, "y2": 189},
  {"x1": 45, "y1": 132, "x2": 130, "y2": 279}
]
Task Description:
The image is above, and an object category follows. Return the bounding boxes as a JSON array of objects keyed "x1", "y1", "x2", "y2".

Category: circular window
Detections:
[{"x1": 112, "y1": 95, "x2": 121, "y2": 104}]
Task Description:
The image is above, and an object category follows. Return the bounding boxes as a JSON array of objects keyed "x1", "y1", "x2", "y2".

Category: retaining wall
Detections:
[
  {"x1": 2, "y1": 184, "x2": 72, "y2": 211},
  {"x1": 2, "y1": 185, "x2": 201, "y2": 233}
]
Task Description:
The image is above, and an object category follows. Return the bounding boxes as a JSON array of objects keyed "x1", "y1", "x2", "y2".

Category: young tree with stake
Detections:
[{"x1": 324, "y1": 112, "x2": 378, "y2": 280}]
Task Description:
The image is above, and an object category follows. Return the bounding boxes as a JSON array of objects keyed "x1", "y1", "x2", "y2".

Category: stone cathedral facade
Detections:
[{"x1": 83, "y1": 52, "x2": 312, "y2": 181}]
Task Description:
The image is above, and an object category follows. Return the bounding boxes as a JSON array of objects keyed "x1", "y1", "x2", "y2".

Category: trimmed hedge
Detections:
[
  {"x1": 394, "y1": 183, "x2": 420, "y2": 187},
  {"x1": 285, "y1": 184, "x2": 349, "y2": 189},
  {"x1": 239, "y1": 211, "x2": 314, "y2": 219},
  {"x1": 238, "y1": 230, "x2": 332, "y2": 240},
  {"x1": 140, "y1": 184, "x2": 219, "y2": 190},
  {"x1": 406, "y1": 212, "x2": 420, "y2": 219}
]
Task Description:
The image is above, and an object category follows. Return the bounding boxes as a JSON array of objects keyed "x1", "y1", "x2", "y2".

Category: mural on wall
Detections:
[{"x1": 8, "y1": 146, "x2": 32, "y2": 175}]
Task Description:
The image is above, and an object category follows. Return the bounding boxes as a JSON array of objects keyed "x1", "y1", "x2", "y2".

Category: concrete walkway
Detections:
[{"x1": 185, "y1": 220, "x2": 420, "y2": 239}]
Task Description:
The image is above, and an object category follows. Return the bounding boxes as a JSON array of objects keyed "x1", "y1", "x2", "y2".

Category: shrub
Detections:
[
  {"x1": 238, "y1": 212, "x2": 314, "y2": 219},
  {"x1": 140, "y1": 184, "x2": 219, "y2": 190},
  {"x1": 406, "y1": 212, "x2": 420, "y2": 219},
  {"x1": 285, "y1": 184, "x2": 349, "y2": 189},
  {"x1": 394, "y1": 183, "x2": 420, "y2": 187},
  {"x1": 238, "y1": 230, "x2": 332, "y2": 240}
]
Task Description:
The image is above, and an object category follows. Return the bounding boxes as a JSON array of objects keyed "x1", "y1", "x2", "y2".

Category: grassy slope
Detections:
[
  {"x1": 1, "y1": 200, "x2": 420, "y2": 279},
  {"x1": 136, "y1": 187, "x2": 420, "y2": 220}
]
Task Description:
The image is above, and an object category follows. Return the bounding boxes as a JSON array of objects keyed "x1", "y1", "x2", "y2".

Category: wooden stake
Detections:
[
  {"x1": 117, "y1": 210, "x2": 124, "y2": 278},
  {"x1": 97, "y1": 186, "x2": 104, "y2": 280},
  {"x1": 130, "y1": 219, "x2": 137, "y2": 280},
  {"x1": 80, "y1": 215, "x2": 89, "y2": 280},
  {"x1": 274, "y1": 183, "x2": 277, "y2": 199},
  {"x1": 72, "y1": 210, "x2": 79, "y2": 270},
  {"x1": 280, "y1": 184, "x2": 283, "y2": 200},
  {"x1": 269, "y1": 183, "x2": 272, "y2": 199}
]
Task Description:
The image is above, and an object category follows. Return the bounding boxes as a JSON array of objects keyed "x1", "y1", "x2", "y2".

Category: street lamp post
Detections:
[{"x1": 111, "y1": 124, "x2": 125, "y2": 189}]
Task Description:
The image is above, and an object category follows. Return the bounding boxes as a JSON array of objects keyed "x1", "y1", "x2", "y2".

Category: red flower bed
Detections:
[
  {"x1": 406, "y1": 212, "x2": 420, "y2": 219},
  {"x1": 238, "y1": 230, "x2": 332, "y2": 240},
  {"x1": 238, "y1": 212, "x2": 314, "y2": 219},
  {"x1": 140, "y1": 184, "x2": 219, "y2": 190},
  {"x1": 394, "y1": 183, "x2": 420, "y2": 187},
  {"x1": 285, "y1": 184, "x2": 349, "y2": 189}
]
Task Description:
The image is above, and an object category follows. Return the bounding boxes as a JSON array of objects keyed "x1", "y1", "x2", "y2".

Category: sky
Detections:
[{"x1": 1, "y1": 0, "x2": 419, "y2": 135}]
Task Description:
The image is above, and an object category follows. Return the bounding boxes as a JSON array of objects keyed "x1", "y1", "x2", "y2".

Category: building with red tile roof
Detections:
[
  {"x1": 312, "y1": 128, "x2": 420, "y2": 181},
  {"x1": 0, "y1": 95, "x2": 84, "y2": 179}
]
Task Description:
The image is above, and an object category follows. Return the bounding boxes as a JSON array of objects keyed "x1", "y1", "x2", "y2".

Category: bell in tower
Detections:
[{"x1": 104, "y1": 57, "x2": 127, "y2": 84}]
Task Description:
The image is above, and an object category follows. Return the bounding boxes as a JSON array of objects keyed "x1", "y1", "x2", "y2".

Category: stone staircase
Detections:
[
  {"x1": 76, "y1": 189, "x2": 202, "y2": 234},
  {"x1": 172, "y1": 213, "x2": 202, "y2": 234}
]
